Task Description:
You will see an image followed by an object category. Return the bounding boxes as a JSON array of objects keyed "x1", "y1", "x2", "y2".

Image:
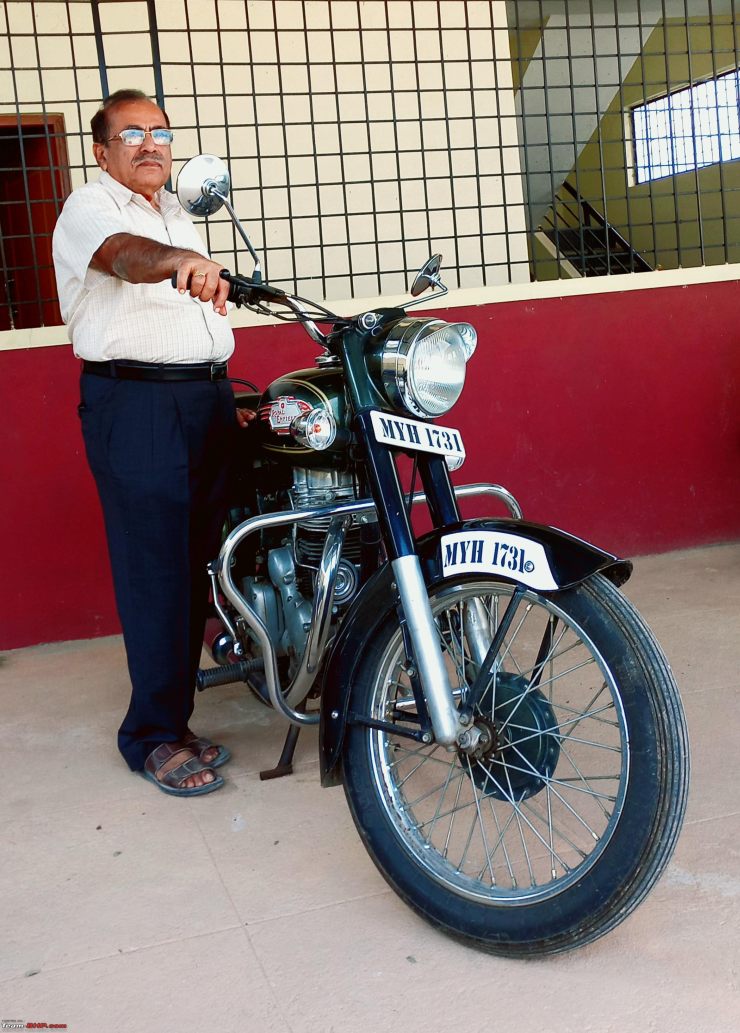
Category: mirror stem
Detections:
[
  {"x1": 404, "y1": 278, "x2": 448, "y2": 310},
  {"x1": 206, "y1": 185, "x2": 262, "y2": 283}
]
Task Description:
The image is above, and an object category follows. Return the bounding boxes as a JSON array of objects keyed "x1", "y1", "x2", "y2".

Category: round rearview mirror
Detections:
[
  {"x1": 410, "y1": 254, "x2": 443, "y2": 297},
  {"x1": 176, "y1": 154, "x2": 231, "y2": 216}
]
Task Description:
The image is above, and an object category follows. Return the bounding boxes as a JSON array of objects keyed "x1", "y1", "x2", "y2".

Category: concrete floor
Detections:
[{"x1": 1, "y1": 543, "x2": 739, "y2": 1033}]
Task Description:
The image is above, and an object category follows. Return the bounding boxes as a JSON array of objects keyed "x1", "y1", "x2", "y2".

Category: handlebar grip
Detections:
[
  {"x1": 169, "y1": 268, "x2": 286, "y2": 308},
  {"x1": 169, "y1": 268, "x2": 243, "y2": 306},
  {"x1": 169, "y1": 269, "x2": 232, "y2": 290}
]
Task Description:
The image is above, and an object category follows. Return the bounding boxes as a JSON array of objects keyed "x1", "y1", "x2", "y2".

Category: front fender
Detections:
[
  {"x1": 319, "y1": 518, "x2": 631, "y2": 787},
  {"x1": 417, "y1": 517, "x2": 632, "y2": 592}
]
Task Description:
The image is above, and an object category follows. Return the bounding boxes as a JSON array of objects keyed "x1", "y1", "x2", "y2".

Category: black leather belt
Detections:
[{"x1": 82, "y1": 359, "x2": 228, "y2": 382}]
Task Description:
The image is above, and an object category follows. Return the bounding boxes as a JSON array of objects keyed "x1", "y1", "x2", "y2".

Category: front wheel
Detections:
[{"x1": 342, "y1": 573, "x2": 689, "y2": 956}]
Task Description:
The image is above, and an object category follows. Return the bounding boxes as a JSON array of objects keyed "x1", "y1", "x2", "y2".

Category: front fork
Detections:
[
  {"x1": 391, "y1": 555, "x2": 461, "y2": 745},
  {"x1": 356, "y1": 411, "x2": 469, "y2": 748}
]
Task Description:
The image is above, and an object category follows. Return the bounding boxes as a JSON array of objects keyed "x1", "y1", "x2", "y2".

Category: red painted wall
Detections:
[{"x1": 2, "y1": 279, "x2": 739, "y2": 649}]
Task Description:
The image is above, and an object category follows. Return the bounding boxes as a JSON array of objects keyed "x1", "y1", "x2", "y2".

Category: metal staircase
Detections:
[{"x1": 540, "y1": 181, "x2": 652, "y2": 277}]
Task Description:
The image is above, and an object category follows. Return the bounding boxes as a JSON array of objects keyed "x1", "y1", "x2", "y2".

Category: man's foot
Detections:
[
  {"x1": 182, "y1": 731, "x2": 231, "y2": 769},
  {"x1": 143, "y1": 742, "x2": 224, "y2": 796}
]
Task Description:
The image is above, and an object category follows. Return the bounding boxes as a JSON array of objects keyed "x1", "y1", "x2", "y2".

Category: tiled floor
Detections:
[{"x1": 1, "y1": 543, "x2": 739, "y2": 1033}]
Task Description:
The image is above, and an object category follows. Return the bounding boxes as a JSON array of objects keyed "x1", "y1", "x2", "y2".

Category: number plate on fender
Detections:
[
  {"x1": 440, "y1": 531, "x2": 559, "y2": 591},
  {"x1": 370, "y1": 410, "x2": 466, "y2": 462}
]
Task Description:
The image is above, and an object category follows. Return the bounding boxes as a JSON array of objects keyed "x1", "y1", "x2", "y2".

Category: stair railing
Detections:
[{"x1": 540, "y1": 181, "x2": 652, "y2": 275}]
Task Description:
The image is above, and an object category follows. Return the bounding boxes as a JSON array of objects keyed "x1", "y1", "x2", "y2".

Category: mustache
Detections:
[{"x1": 133, "y1": 156, "x2": 164, "y2": 166}]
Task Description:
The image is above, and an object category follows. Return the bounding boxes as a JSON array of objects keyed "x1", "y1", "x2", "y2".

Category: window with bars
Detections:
[
  {"x1": 0, "y1": 112, "x2": 70, "y2": 330},
  {"x1": 633, "y1": 69, "x2": 740, "y2": 183}
]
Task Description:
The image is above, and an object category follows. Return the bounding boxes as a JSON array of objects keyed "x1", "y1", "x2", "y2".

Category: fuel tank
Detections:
[{"x1": 256, "y1": 365, "x2": 351, "y2": 468}]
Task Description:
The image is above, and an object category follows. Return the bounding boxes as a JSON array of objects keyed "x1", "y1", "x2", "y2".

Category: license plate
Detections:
[
  {"x1": 440, "y1": 530, "x2": 559, "y2": 591},
  {"x1": 370, "y1": 410, "x2": 466, "y2": 463}
]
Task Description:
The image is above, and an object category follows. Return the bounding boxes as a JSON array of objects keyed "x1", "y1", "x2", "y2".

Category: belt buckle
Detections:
[{"x1": 211, "y1": 362, "x2": 226, "y2": 381}]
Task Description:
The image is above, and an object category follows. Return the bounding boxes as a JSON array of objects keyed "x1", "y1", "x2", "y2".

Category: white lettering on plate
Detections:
[{"x1": 440, "y1": 531, "x2": 559, "y2": 591}]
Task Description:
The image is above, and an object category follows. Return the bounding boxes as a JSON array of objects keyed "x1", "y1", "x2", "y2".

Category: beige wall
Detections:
[{"x1": 0, "y1": 0, "x2": 530, "y2": 320}]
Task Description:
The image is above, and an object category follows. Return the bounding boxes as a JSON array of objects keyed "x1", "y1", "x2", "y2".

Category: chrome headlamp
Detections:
[{"x1": 379, "y1": 318, "x2": 477, "y2": 418}]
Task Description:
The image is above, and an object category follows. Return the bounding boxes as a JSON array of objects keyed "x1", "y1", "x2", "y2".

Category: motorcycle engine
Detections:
[{"x1": 289, "y1": 467, "x2": 363, "y2": 607}]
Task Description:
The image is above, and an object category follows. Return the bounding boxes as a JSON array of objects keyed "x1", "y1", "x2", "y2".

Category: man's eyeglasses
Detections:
[{"x1": 108, "y1": 128, "x2": 174, "y2": 147}]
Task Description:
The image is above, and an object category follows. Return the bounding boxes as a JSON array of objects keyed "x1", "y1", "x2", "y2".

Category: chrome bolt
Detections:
[
  {"x1": 459, "y1": 712, "x2": 472, "y2": 726},
  {"x1": 360, "y1": 311, "x2": 379, "y2": 329},
  {"x1": 458, "y1": 731, "x2": 471, "y2": 748},
  {"x1": 331, "y1": 710, "x2": 339, "y2": 719},
  {"x1": 421, "y1": 732, "x2": 433, "y2": 744}
]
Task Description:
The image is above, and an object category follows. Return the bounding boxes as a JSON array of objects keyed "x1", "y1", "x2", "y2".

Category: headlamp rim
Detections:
[
  {"x1": 380, "y1": 317, "x2": 446, "y2": 418},
  {"x1": 380, "y1": 317, "x2": 472, "y2": 418}
]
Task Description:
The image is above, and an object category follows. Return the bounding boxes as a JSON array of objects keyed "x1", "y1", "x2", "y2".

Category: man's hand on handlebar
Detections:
[
  {"x1": 236, "y1": 407, "x2": 257, "y2": 429},
  {"x1": 174, "y1": 257, "x2": 230, "y2": 316}
]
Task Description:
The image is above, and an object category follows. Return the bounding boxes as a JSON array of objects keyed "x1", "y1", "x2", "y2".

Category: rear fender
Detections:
[{"x1": 319, "y1": 517, "x2": 631, "y2": 787}]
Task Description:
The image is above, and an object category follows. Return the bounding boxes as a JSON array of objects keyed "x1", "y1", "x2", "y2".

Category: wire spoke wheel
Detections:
[
  {"x1": 371, "y1": 581, "x2": 627, "y2": 902},
  {"x1": 342, "y1": 574, "x2": 689, "y2": 955}
]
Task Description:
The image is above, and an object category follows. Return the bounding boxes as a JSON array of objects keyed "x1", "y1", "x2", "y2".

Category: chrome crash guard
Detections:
[{"x1": 211, "y1": 483, "x2": 523, "y2": 733}]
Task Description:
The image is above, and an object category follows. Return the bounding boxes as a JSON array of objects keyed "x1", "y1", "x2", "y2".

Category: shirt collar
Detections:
[{"x1": 99, "y1": 169, "x2": 180, "y2": 215}]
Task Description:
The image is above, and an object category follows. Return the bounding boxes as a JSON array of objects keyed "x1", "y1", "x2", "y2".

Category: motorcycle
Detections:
[{"x1": 175, "y1": 153, "x2": 689, "y2": 957}]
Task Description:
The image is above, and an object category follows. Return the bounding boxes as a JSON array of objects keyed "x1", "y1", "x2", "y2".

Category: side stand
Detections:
[{"x1": 259, "y1": 722, "x2": 301, "y2": 780}]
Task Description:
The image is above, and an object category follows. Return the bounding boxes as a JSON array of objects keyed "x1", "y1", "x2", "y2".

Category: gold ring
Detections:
[{"x1": 193, "y1": 271, "x2": 206, "y2": 278}]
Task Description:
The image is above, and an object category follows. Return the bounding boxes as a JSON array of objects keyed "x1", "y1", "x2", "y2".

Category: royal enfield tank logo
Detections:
[
  {"x1": 259, "y1": 395, "x2": 312, "y2": 435},
  {"x1": 440, "y1": 531, "x2": 559, "y2": 591}
]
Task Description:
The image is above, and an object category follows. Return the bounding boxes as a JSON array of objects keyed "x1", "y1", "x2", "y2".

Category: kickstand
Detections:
[{"x1": 260, "y1": 722, "x2": 301, "y2": 780}]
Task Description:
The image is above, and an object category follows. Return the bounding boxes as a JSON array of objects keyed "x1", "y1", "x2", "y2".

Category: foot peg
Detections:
[{"x1": 196, "y1": 658, "x2": 264, "y2": 692}]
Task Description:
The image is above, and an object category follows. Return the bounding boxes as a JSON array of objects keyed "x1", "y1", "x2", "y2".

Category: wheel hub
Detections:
[{"x1": 461, "y1": 672, "x2": 560, "y2": 801}]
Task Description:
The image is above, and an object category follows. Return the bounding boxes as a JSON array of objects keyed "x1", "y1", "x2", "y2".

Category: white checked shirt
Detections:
[{"x1": 52, "y1": 171, "x2": 235, "y2": 364}]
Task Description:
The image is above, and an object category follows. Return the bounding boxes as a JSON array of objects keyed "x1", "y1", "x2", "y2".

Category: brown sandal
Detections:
[
  {"x1": 182, "y1": 731, "x2": 231, "y2": 769},
  {"x1": 142, "y1": 742, "x2": 224, "y2": 797}
]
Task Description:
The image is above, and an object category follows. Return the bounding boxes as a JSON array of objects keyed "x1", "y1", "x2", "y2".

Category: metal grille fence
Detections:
[
  {"x1": 1, "y1": 0, "x2": 739, "y2": 331},
  {"x1": 0, "y1": 0, "x2": 527, "y2": 331},
  {"x1": 510, "y1": 0, "x2": 740, "y2": 278}
]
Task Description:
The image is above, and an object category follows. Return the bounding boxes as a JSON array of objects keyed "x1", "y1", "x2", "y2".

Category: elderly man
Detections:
[{"x1": 53, "y1": 89, "x2": 245, "y2": 796}]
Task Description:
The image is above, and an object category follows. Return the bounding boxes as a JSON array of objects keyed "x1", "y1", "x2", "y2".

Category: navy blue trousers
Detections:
[{"x1": 79, "y1": 372, "x2": 235, "y2": 771}]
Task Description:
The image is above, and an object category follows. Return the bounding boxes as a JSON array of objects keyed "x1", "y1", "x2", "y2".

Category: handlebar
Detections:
[
  {"x1": 170, "y1": 268, "x2": 341, "y2": 347},
  {"x1": 170, "y1": 269, "x2": 288, "y2": 308}
]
